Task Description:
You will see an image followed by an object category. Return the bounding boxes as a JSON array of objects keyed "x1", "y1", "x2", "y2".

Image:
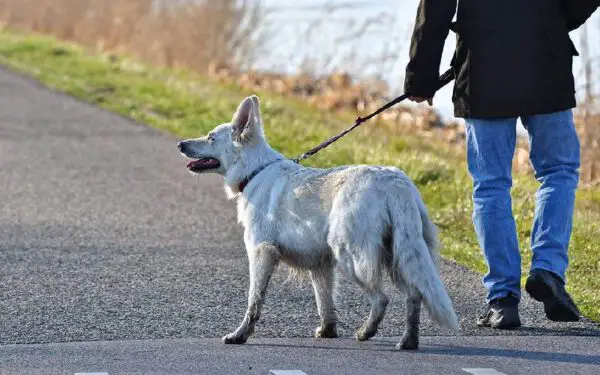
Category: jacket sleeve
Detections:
[
  {"x1": 561, "y1": 0, "x2": 600, "y2": 31},
  {"x1": 404, "y1": 0, "x2": 457, "y2": 97}
]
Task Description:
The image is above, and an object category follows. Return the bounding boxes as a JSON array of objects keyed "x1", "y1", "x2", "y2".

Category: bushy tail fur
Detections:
[
  {"x1": 388, "y1": 186, "x2": 459, "y2": 331},
  {"x1": 417, "y1": 194, "x2": 441, "y2": 271}
]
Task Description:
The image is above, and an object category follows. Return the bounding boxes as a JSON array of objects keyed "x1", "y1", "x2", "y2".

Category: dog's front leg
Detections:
[
  {"x1": 223, "y1": 243, "x2": 280, "y2": 344},
  {"x1": 310, "y1": 268, "x2": 338, "y2": 338}
]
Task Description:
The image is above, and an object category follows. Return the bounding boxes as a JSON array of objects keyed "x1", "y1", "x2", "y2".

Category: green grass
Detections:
[{"x1": 1, "y1": 30, "x2": 599, "y2": 321}]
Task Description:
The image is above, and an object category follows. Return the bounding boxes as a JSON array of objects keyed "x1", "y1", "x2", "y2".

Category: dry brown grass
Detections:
[
  {"x1": 576, "y1": 112, "x2": 600, "y2": 186},
  {"x1": 0, "y1": 1, "x2": 398, "y2": 111},
  {"x1": 0, "y1": 0, "x2": 265, "y2": 73}
]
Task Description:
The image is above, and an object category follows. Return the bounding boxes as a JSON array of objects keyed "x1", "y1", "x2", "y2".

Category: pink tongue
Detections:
[{"x1": 188, "y1": 158, "x2": 218, "y2": 168}]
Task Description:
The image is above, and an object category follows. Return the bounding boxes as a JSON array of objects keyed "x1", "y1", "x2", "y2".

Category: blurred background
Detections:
[{"x1": 0, "y1": 0, "x2": 598, "y2": 182}]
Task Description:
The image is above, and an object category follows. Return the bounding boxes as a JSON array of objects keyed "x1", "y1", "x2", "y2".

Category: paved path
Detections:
[
  {"x1": 1, "y1": 337, "x2": 600, "y2": 375},
  {"x1": 0, "y1": 66, "x2": 599, "y2": 374}
]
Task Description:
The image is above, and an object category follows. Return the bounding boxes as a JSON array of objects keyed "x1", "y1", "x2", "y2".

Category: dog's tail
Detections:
[{"x1": 388, "y1": 185, "x2": 459, "y2": 331}]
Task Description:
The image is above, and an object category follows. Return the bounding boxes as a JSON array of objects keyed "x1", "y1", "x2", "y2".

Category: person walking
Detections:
[{"x1": 404, "y1": 0, "x2": 600, "y2": 329}]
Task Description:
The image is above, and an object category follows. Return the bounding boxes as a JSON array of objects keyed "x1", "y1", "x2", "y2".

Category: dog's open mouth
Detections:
[{"x1": 187, "y1": 158, "x2": 221, "y2": 172}]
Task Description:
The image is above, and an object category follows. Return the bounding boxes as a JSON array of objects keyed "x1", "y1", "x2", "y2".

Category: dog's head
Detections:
[{"x1": 178, "y1": 95, "x2": 266, "y2": 176}]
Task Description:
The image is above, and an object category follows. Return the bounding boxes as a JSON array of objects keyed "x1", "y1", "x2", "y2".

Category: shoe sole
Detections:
[
  {"x1": 491, "y1": 321, "x2": 521, "y2": 329},
  {"x1": 525, "y1": 274, "x2": 580, "y2": 322},
  {"x1": 477, "y1": 321, "x2": 521, "y2": 330}
]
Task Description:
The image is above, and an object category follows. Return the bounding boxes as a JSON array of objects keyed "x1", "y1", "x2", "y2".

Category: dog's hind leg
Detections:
[
  {"x1": 328, "y1": 196, "x2": 390, "y2": 341},
  {"x1": 331, "y1": 242, "x2": 389, "y2": 341},
  {"x1": 223, "y1": 243, "x2": 280, "y2": 345},
  {"x1": 310, "y1": 267, "x2": 338, "y2": 338},
  {"x1": 335, "y1": 249, "x2": 389, "y2": 341},
  {"x1": 397, "y1": 286, "x2": 421, "y2": 350},
  {"x1": 354, "y1": 277, "x2": 389, "y2": 341}
]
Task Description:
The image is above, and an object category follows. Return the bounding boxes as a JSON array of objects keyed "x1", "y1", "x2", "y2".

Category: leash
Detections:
[{"x1": 291, "y1": 68, "x2": 455, "y2": 164}]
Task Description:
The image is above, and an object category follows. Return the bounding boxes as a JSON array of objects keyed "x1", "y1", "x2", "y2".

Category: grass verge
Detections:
[{"x1": 0, "y1": 29, "x2": 599, "y2": 321}]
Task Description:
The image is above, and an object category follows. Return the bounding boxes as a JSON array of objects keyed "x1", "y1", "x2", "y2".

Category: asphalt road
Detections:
[
  {"x1": 0, "y1": 66, "x2": 599, "y2": 374},
  {"x1": 1, "y1": 336, "x2": 599, "y2": 375}
]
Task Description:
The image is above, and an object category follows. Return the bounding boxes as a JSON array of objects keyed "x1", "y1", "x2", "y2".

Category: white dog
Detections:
[{"x1": 178, "y1": 95, "x2": 459, "y2": 350}]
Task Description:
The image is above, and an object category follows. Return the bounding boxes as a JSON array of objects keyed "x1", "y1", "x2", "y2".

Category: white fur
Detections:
[{"x1": 178, "y1": 95, "x2": 460, "y2": 349}]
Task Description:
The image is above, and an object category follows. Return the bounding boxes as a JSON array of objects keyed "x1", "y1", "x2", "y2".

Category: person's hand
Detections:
[{"x1": 408, "y1": 96, "x2": 433, "y2": 106}]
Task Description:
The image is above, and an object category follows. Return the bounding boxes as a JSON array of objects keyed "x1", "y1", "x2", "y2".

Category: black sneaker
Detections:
[
  {"x1": 525, "y1": 269, "x2": 580, "y2": 322},
  {"x1": 476, "y1": 295, "x2": 521, "y2": 329}
]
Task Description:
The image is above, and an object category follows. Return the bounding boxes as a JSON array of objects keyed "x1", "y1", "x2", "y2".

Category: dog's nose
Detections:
[{"x1": 178, "y1": 141, "x2": 186, "y2": 152}]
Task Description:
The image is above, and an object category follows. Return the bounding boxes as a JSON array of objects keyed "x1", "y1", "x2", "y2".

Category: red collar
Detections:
[
  {"x1": 239, "y1": 178, "x2": 251, "y2": 193},
  {"x1": 238, "y1": 159, "x2": 282, "y2": 193}
]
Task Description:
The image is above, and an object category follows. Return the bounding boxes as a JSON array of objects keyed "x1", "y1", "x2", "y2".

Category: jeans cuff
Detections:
[{"x1": 486, "y1": 289, "x2": 521, "y2": 304}]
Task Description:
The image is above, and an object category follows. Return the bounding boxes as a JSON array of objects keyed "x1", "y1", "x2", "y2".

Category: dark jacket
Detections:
[{"x1": 404, "y1": 0, "x2": 600, "y2": 119}]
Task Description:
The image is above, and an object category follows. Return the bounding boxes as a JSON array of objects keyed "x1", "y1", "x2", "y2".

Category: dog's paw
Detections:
[
  {"x1": 355, "y1": 326, "x2": 377, "y2": 342},
  {"x1": 396, "y1": 334, "x2": 419, "y2": 350},
  {"x1": 315, "y1": 323, "x2": 338, "y2": 338},
  {"x1": 222, "y1": 332, "x2": 248, "y2": 345}
]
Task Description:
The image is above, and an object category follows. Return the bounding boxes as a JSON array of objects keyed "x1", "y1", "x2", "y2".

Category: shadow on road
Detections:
[
  {"x1": 514, "y1": 325, "x2": 600, "y2": 336},
  {"x1": 423, "y1": 344, "x2": 600, "y2": 366},
  {"x1": 251, "y1": 337, "x2": 600, "y2": 366}
]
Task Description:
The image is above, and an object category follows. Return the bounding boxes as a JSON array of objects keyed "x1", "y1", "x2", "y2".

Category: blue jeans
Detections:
[{"x1": 465, "y1": 109, "x2": 580, "y2": 303}]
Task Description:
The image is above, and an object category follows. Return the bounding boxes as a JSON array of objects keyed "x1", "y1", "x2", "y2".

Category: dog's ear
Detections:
[{"x1": 232, "y1": 95, "x2": 263, "y2": 144}]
